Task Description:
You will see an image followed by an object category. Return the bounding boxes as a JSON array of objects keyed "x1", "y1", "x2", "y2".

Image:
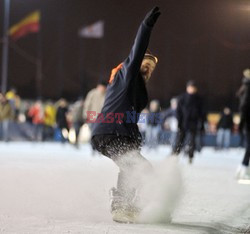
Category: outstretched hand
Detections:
[{"x1": 144, "y1": 7, "x2": 161, "y2": 27}]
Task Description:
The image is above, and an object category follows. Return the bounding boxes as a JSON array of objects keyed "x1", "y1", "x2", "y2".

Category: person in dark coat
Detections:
[
  {"x1": 216, "y1": 107, "x2": 233, "y2": 150},
  {"x1": 172, "y1": 80, "x2": 206, "y2": 164},
  {"x1": 56, "y1": 99, "x2": 69, "y2": 143},
  {"x1": 236, "y1": 69, "x2": 250, "y2": 179},
  {"x1": 91, "y1": 7, "x2": 160, "y2": 223}
]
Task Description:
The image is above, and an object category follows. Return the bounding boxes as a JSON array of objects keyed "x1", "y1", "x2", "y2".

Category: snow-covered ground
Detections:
[{"x1": 0, "y1": 142, "x2": 249, "y2": 233}]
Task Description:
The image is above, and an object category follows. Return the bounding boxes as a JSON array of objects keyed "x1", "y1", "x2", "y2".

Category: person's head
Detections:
[
  {"x1": 186, "y1": 80, "x2": 198, "y2": 94},
  {"x1": 223, "y1": 107, "x2": 231, "y2": 115},
  {"x1": 76, "y1": 96, "x2": 84, "y2": 104},
  {"x1": 140, "y1": 51, "x2": 158, "y2": 82},
  {"x1": 149, "y1": 99, "x2": 160, "y2": 112},
  {"x1": 170, "y1": 97, "x2": 178, "y2": 109},
  {"x1": 34, "y1": 100, "x2": 42, "y2": 108},
  {"x1": 10, "y1": 87, "x2": 17, "y2": 93},
  {"x1": 243, "y1": 68, "x2": 250, "y2": 79},
  {"x1": 96, "y1": 80, "x2": 107, "y2": 93},
  {"x1": 59, "y1": 98, "x2": 67, "y2": 107}
]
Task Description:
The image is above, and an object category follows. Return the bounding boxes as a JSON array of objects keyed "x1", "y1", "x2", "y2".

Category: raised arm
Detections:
[{"x1": 122, "y1": 7, "x2": 161, "y2": 82}]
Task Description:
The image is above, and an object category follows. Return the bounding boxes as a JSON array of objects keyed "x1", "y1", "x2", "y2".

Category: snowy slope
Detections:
[{"x1": 0, "y1": 142, "x2": 249, "y2": 233}]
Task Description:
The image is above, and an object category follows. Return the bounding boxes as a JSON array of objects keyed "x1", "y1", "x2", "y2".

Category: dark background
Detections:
[{"x1": 1, "y1": 0, "x2": 250, "y2": 111}]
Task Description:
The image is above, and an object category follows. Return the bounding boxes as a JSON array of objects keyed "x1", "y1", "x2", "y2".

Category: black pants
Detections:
[
  {"x1": 91, "y1": 134, "x2": 152, "y2": 198},
  {"x1": 172, "y1": 129, "x2": 196, "y2": 159},
  {"x1": 242, "y1": 131, "x2": 250, "y2": 166}
]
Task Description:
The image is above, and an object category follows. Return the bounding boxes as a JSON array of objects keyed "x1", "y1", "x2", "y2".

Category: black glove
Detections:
[{"x1": 144, "y1": 7, "x2": 161, "y2": 27}]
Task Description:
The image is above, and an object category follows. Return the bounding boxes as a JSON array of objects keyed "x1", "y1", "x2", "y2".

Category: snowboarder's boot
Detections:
[{"x1": 109, "y1": 187, "x2": 140, "y2": 223}]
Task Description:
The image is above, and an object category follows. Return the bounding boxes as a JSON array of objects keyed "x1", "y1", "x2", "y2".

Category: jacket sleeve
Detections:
[{"x1": 121, "y1": 21, "x2": 153, "y2": 84}]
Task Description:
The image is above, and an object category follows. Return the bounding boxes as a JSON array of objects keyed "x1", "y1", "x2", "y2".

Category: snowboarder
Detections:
[{"x1": 91, "y1": 7, "x2": 161, "y2": 223}]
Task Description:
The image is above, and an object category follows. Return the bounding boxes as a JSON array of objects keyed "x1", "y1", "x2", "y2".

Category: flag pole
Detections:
[
  {"x1": 36, "y1": 13, "x2": 42, "y2": 98},
  {"x1": 1, "y1": 0, "x2": 10, "y2": 94}
]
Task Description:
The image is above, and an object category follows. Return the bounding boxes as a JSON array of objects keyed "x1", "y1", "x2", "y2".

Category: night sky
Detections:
[{"x1": 1, "y1": 0, "x2": 250, "y2": 111}]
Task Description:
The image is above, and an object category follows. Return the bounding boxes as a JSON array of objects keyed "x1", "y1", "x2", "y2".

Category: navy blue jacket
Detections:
[
  {"x1": 92, "y1": 20, "x2": 154, "y2": 139},
  {"x1": 177, "y1": 93, "x2": 205, "y2": 131},
  {"x1": 217, "y1": 113, "x2": 233, "y2": 130}
]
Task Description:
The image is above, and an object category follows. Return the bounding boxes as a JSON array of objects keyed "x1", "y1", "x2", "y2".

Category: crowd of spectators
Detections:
[{"x1": 0, "y1": 86, "x2": 242, "y2": 149}]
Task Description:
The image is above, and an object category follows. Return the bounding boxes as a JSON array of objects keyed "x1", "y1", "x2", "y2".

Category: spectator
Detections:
[
  {"x1": 28, "y1": 100, "x2": 44, "y2": 141},
  {"x1": 216, "y1": 107, "x2": 233, "y2": 150},
  {"x1": 43, "y1": 101, "x2": 56, "y2": 141},
  {"x1": 71, "y1": 98, "x2": 85, "y2": 148},
  {"x1": 0, "y1": 93, "x2": 14, "y2": 141},
  {"x1": 6, "y1": 87, "x2": 21, "y2": 120},
  {"x1": 56, "y1": 99, "x2": 69, "y2": 143},
  {"x1": 83, "y1": 81, "x2": 107, "y2": 120},
  {"x1": 162, "y1": 97, "x2": 178, "y2": 147},
  {"x1": 145, "y1": 99, "x2": 161, "y2": 149},
  {"x1": 84, "y1": 81, "x2": 107, "y2": 153},
  {"x1": 172, "y1": 80, "x2": 206, "y2": 164}
]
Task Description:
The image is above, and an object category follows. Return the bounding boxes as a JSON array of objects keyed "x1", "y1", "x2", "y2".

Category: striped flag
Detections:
[
  {"x1": 9, "y1": 11, "x2": 40, "y2": 41},
  {"x1": 79, "y1": 20, "x2": 104, "y2": 39}
]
